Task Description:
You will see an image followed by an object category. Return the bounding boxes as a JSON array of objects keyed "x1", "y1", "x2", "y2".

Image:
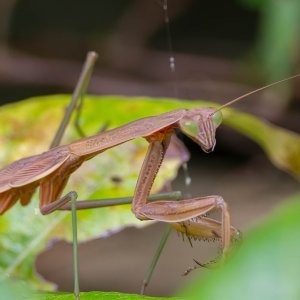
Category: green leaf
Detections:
[
  {"x1": 181, "y1": 193, "x2": 300, "y2": 300},
  {"x1": 1, "y1": 95, "x2": 300, "y2": 289},
  {"x1": 0, "y1": 280, "x2": 178, "y2": 300},
  {"x1": 30, "y1": 291, "x2": 179, "y2": 300},
  {"x1": 223, "y1": 108, "x2": 300, "y2": 179}
]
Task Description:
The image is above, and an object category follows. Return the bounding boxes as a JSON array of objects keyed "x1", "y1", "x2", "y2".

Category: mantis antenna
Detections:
[{"x1": 212, "y1": 73, "x2": 300, "y2": 114}]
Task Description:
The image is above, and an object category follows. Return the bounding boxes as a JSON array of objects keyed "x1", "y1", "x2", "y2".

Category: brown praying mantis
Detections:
[
  {"x1": 0, "y1": 106, "x2": 237, "y2": 235},
  {"x1": 1, "y1": 50, "x2": 300, "y2": 299},
  {"x1": 0, "y1": 93, "x2": 241, "y2": 247},
  {"x1": 0, "y1": 92, "x2": 239, "y2": 246}
]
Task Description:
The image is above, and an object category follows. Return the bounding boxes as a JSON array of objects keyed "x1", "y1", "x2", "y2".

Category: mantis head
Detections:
[
  {"x1": 179, "y1": 73, "x2": 300, "y2": 153},
  {"x1": 179, "y1": 108, "x2": 223, "y2": 153}
]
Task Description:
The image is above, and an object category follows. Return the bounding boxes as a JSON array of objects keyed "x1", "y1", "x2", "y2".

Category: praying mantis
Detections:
[
  {"x1": 1, "y1": 50, "x2": 300, "y2": 299},
  {"x1": 0, "y1": 94, "x2": 239, "y2": 247}
]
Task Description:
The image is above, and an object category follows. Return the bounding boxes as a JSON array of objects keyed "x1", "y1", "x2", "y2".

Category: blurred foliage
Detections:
[
  {"x1": 0, "y1": 95, "x2": 300, "y2": 291},
  {"x1": 0, "y1": 279, "x2": 33, "y2": 300},
  {"x1": 182, "y1": 192, "x2": 300, "y2": 300},
  {"x1": 237, "y1": 0, "x2": 300, "y2": 114},
  {"x1": 237, "y1": 0, "x2": 265, "y2": 9},
  {"x1": 257, "y1": 0, "x2": 300, "y2": 79},
  {"x1": 224, "y1": 108, "x2": 300, "y2": 179},
  {"x1": 238, "y1": 0, "x2": 300, "y2": 81}
]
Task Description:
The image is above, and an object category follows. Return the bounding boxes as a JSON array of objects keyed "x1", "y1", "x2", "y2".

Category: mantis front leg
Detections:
[{"x1": 132, "y1": 131, "x2": 235, "y2": 255}]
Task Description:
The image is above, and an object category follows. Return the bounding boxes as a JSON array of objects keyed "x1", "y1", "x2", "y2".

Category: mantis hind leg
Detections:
[
  {"x1": 40, "y1": 191, "x2": 80, "y2": 300},
  {"x1": 40, "y1": 190, "x2": 77, "y2": 215},
  {"x1": 50, "y1": 51, "x2": 98, "y2": 148},
  {"x1": 46, "y1": 52, "x2": 98, "y2": 300}
]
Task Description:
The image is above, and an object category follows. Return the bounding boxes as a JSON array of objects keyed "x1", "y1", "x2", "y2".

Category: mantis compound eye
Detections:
[
  {"x1": 179, "y1": 111, "x2": 216, "y2": 152},
  {"x1": 180, "y1": 119, "x2": 200, "y2": 137},
  {"x1": 212, "y1": 110, "x2": 223, "y2": 128}
]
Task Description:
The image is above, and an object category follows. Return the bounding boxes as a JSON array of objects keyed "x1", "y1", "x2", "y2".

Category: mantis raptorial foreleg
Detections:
[{"x1": 131, "y1": 132, "x2": 233, "y2": 254}]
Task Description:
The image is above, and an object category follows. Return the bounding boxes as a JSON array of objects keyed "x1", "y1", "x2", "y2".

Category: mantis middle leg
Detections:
[{"x1": 47, "y1": 51, "x2": 98, "y2": 300}]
